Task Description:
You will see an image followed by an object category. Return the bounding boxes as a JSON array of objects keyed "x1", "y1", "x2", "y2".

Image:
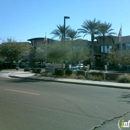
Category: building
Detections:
[
  {"x1": 27, "y1": 35, "x2": 130, "y2": 68},
  {"x1": 93, "y1": 35, "x2": 130, "y2": 68}
]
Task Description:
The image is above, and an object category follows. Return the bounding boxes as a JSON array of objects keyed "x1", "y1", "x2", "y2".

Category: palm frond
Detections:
[
  {"x1": 78, "y1": 18, "x2": 101, "y2": 41},
  {"x1": 67, "y1": 29, "x2": 81, "y2": 40},
  {"x1": 50, "y1": 24, "x2": 71, "y2": 40}
]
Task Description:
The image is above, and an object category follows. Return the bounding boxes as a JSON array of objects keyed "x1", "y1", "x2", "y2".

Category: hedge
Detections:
[
  {"x1": 65, "y1": 69, "x2": 73, "y2": 76},
  {"x1": 55, "y1": 69, "x2": 64, "y2": 76},
  {"x1": 77, "y1": 70, "x2": 85, "y2": 76}
]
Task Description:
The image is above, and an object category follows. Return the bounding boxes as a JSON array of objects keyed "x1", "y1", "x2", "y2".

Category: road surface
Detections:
[{"x1": 0, "y1": 74, "x2": 130, "y2": 130}]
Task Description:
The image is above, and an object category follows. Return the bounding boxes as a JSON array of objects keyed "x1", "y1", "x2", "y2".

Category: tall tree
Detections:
[
  {"x1": 67, "y1": 29, "x2": 81, "y2": 62},
  {"x1": 98, "y1": 22, "x2": 115, "y2": 53},
  {"x1": 0, "y1": 39, "x2": 31, "y2": 69},
  {"x1": 50, "y1": 24, "x2": 71, "y2": 42},
  {"x1": 107, "y1": 45, "x2": 130, "y2": 71},
  {"x1": 46, "y1": 42, "x2": 68, "y2": 63},
  {"x1": 78, "y1": 18, "x2": 101, "y2": 47},
  {"x1": 66, "y1": 40, "x2": 90, "y2": 64}
]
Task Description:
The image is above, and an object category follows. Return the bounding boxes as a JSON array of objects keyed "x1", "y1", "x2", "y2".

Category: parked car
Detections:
[
  {"x1": 71, "y1": 67, "x2": 80, "y2": 72},
  {"x1": 76, "y1": 63, "x2": 84, "y2": 69},
  {"x1": 19, "y1": 62, "x2": 29, "y2": 68},
  {"x1": 35, "y1": 62, "x2": 46, "y2": 68}
]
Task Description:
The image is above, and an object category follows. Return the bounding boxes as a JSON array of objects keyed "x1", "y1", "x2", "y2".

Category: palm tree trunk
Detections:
[
  {"x1": 91, "y1": 34, "x2": 94, "y2": 53},
  {"x1": 102, "y1": 34, "x2": 106, "y2": 54},
  {"x1": 91, "y1": 34, "x2": 95, "y2": 69}
]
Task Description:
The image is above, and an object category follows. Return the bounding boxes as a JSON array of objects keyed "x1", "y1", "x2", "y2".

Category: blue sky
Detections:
[{"x1": 0, "y1": 0, "x2": 130, "y2": 42}]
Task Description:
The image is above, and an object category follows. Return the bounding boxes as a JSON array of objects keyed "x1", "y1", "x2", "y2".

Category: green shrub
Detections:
[
  {"x1": 24, "y1": 67, "x2": 31, "y2": 72},
  {"x1": 16, "y1": 67, "x2": 19, "y2": 70},
  {"x1": 36, "y1": 68, "x2": 41, "y2": 73},
  {"x1": 32, "y1": 68, "x2": 41, "y2": 73},
  {"x1": 65, "y1": 69, "x2": 73, "y2": 76},
  {"x1": 31, "y1": 68, "x2": 35, "y2": 71},
  {"x1": 55, "y1": 69, "x2": 64, "y2": 76},
  {"x1": 116, "y1": 74, "x2": 130, "y2": 83},
  {"x1": 77, "y1": 70, "x2": 85, "y2": 76},
  {"x1": 115, "y1": 65, "x2": 127, "y2": 71}
]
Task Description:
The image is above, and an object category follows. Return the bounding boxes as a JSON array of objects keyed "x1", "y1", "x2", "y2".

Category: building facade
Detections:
[
  {"x1": 27, "y1": 36, "x2": 130, "y2": 68},
  {"x1": 93, "y1": 35, "x2": 130, "y2": 68}
]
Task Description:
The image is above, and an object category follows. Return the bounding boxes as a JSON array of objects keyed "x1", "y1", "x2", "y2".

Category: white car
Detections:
[{"x1": 76, "y1": 64, "x2": 84, "y2": 69}]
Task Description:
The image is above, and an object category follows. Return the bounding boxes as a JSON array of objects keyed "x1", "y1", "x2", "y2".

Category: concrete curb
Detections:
[{"x1": 8, "y1": 74, "x2": 130, "y2": 90}]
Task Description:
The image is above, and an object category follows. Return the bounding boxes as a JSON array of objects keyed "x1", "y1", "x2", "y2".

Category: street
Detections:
[{"x1": 0, "y1": 76, "x2": 130, "y2": 130}]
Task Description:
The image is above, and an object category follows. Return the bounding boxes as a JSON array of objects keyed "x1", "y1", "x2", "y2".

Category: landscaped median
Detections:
[
  {"x1": 7, "y1": 70, "x2": 130, "y2": 89},
  {"x1": 11, "y1": 67, "x2": 130, "y2": 83},
  {"x1": 41, "y1": 69, "x2": 130, "y2": 83}
]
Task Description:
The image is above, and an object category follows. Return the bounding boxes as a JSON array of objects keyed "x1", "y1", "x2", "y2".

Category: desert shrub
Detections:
[
  {"x1": 87, "y1": 75, "x2": 103, "y2": 81},
  {"x1": 89, "y1": 72, "x2": 105, "y2": 80},
  {"x1": 77, "y1": 75, "x2": 85, "y2": 79},
  {"x1": 55, "y1": 69, "x2": 64, "y2": 76},
  {"x1": 41, "y1": 72, "x2": 53, "y2": 77},
  {"x1": 77, "y1": 70, "x2": 85, "y2": 76},
  {"x1": 46, "y1": 73, "x2": 53, "y2": 77},
  {"x1": 105, "y1": 73, "x2": 121, "y2": 80},
  {"x1": 116, "y1": 74, "x2": 130, "y2": 83},
  {"x1": 89, "y1": 71, "x2": 104, "y2": 77},
  {"x1": 65, "y1": 69, "x2": 73, "y2": 76},
  {"x1": 24, "y1": 67, "x2": 31, "y2": 72},
  {"x1": 41, "y1": 72, "x2": 46, "y2": 76},
  {"x1": 64, "y1": 71, "x2": 77, "y2": 78}
]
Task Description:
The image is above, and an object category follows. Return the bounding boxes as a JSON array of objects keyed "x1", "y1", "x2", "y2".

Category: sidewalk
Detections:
[{"x1": 3, "y1": 70, "x2": 129, "y2": 89}]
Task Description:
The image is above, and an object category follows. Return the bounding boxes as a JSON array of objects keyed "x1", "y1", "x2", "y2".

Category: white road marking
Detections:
[{"x1": 5, "y1": 89, "x2": 39, "y2": 95}]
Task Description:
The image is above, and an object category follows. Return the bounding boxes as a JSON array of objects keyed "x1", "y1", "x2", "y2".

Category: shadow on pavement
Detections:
[
  {"x1": 7, "y1": 77, "x2": 49, "y2": 83},
  {"x1": 118, "y1": 92, "x2": 130, "y2": 104}
]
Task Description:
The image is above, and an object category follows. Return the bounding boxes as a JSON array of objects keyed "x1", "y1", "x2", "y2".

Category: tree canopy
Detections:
[{"x1": 0, "y1": 39, "x2": 31, "y2": 68}]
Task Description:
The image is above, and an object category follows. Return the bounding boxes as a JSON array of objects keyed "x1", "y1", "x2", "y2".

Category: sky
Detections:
[{"x1": 0, "y1": 0, "x2": 130, "y2": 42}]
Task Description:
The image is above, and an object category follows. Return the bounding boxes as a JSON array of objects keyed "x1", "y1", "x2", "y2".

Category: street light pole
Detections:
[{"x1": 64, "y1": 16, "x2": 70, "y2": 43}]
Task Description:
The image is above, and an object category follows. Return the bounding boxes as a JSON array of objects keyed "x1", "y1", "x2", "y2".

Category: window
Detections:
[
  {"x1": 101, "y1": 46, "x2": 112, "y2": 53},
  {"x1": 125, "y1": 43, "x2": 130, "y2": 50}
]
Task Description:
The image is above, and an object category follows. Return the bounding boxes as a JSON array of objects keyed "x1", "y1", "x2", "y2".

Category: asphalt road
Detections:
[{"x1": 0, "y1": 76, "x2": 130, "y2": 130}]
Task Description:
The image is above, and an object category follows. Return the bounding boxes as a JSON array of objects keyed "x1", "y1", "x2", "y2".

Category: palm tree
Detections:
[
  {"x1": 78, "y1": 18, "x2": 101, "y2": 46},
  {"x1": 50, "y1": 24, "x2": 71, "y2": 42},
  {"x1": 98, "y1": 22, "x2": 116, "y2": 53},
  {"x1": 67, "y1": 29, "x2": 81, "y2": 41}
]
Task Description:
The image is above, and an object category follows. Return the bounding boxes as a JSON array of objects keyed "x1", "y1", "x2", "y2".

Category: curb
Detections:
[
  {"x1": 9, "y1": 75, "x2": 130, "y2": 90},
  {"x1": 0, "y1": 72, "x2": 10, "y2": 73}
]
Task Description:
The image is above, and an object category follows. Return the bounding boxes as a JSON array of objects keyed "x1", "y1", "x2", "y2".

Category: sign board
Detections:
[
  {"x1": 105, "y1": 65, "x2": 107, "y2": 71},
  {"x1": 45, "y1": 64, "x2": 65, "y2": 74},
  {"x1": 69, "y1": 64, "x2": 71, "y2": 69}
]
